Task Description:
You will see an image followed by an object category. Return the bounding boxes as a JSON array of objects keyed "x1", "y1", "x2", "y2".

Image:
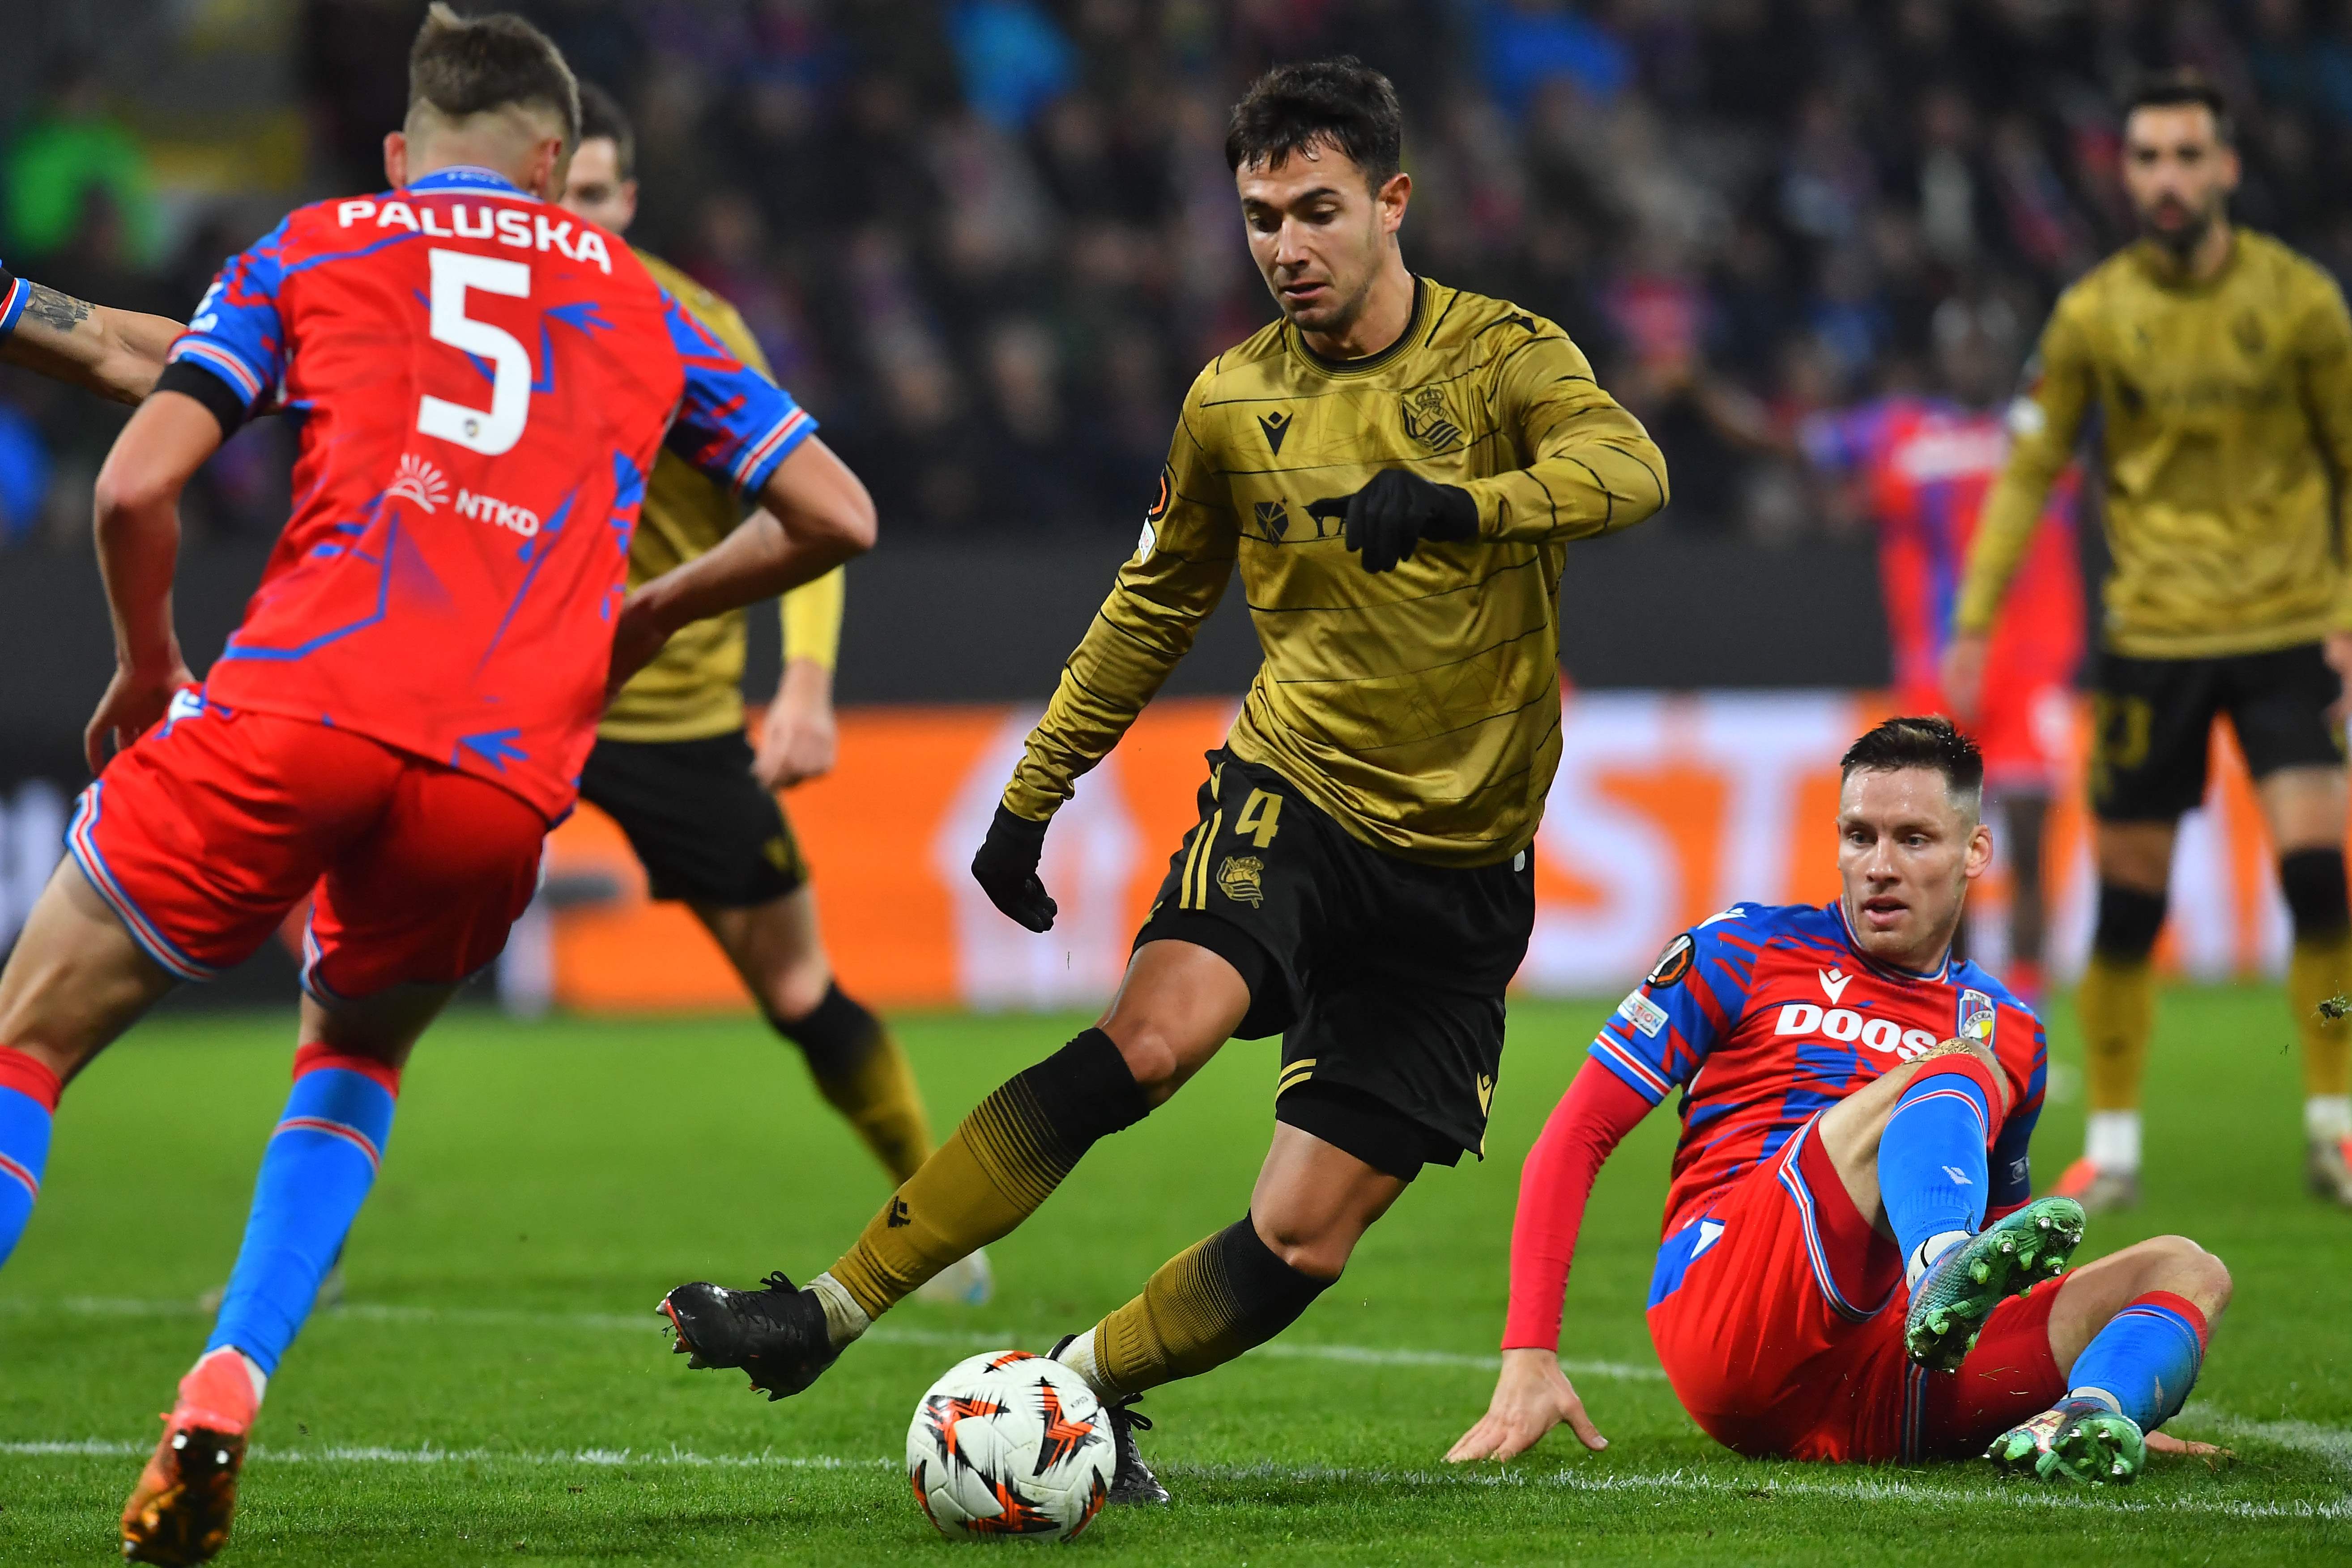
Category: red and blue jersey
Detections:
[
  {"x1": 163, "y1": 165, "x2": 814, "y2": 820},
  {"x1": 1589, "y1": 900, "x2": 2045, "y2": 1239},
  {"x1": 1802, "y1": 397, "x2": 2082, "y2": 702}
]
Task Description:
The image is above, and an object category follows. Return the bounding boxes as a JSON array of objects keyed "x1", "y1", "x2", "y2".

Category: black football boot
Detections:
[
  {"x1": 1048, "y1": 1333, "x2": 1170, "y2": 1505},
  {"x1": 658, "y1": 1270, "x2": 838, "y2": 1399}
]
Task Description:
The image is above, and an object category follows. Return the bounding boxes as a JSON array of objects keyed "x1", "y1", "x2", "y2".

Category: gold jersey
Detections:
[
  {"x1": 1003, "y1": 277, "x2": 1669, "y2": 867},
  {"x1": 1958, "y1": 230, "x2": 2352, "y2": 658},
  {"x1": 598, "y1": 251, "x2": 844, "y2": 744}
]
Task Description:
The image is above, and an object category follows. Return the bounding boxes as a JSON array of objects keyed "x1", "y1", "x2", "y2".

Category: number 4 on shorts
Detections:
[{"x1": 1236, "y1": 788, "x2": 1282, "y2": 848}]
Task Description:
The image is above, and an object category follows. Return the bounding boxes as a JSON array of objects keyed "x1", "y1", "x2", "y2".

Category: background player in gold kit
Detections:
[
  {"x1": 561, "y1": 86, "x2": 989, "y2": 1304},
  {"x1": 656, "y1": 58, "x2": 1667, "y2": 1500},
  {"x1": 1946, "y1": 71, "x2": 2352, "y2": 1213}
]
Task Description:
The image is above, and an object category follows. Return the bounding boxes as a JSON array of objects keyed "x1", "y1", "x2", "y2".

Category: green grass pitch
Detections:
[{"x1": 1, "y1": 987, "x2": 2346, "y2": 1564}]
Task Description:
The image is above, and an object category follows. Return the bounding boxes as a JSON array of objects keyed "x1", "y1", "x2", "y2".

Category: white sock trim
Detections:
[
  {"x1": 808, "y1": 1272, "x2": 870, "y2": 1349},
  {"x1": 2085, "y1": 1110, "x2": 2142, "y2": 1174},
  {"x1": 2067, "y1": 1385, "x2": 2124, "y2": 1416},
  {"x1": 2306, "y1": 1095, "x2": 2352, "y2": 1143},
  {"x1": 1905, "y1": 1230, "x2": 1971, "y2": 1293},
  {"x1": 1052, "y1": 1325, "x2": 1116, "y2": 1400}
]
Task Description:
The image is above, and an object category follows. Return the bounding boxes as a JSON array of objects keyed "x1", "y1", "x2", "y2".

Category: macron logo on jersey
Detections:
[
  {"x1": 334, "y1": 198, "x2": 614, "y2": 274},
  {"x1": 1819, "y1": 967, "x2": 1853, "y2": 1004}
]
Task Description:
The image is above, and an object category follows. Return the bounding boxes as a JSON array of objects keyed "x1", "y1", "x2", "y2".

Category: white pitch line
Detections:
[
  {"x1": 4, "y1": 1295, "x2": 1666, "y2": 1382},
  {"x1": 2181, "y1": 1403, "x2": 2352, "y2": 1474},
  {"x1": 3, "y1": 1440, "x2": 2344, "y2": 1520}
]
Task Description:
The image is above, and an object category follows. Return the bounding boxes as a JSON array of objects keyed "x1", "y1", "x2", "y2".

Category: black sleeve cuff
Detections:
[{"x1": 157, "y1": 358, "x2": 251, "y2": 439}]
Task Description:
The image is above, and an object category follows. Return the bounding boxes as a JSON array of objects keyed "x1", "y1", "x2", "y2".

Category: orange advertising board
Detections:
[{"x1": 541, "y1": 690, "x2": 2309, "y2": 1014}]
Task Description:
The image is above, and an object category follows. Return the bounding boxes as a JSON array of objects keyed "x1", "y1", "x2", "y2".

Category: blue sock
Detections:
[
  {"x1": 207, "y1": 1048, "x2": 398, "y2": 1375},
  {"x1": 2068, "y1": 1291, "x2": 2207, "y2": 1429},
  {"x1": 1879, "y1": 1058, "x2": 1994, "y2": 1277},
  {"x1": 0, "y1": 1049, "x2": 62, "y2": 1268}
]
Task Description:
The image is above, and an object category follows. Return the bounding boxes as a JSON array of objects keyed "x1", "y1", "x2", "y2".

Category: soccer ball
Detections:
[{"x1": 907, "y1": 1351, "x2": 1115, "y2": 1542}]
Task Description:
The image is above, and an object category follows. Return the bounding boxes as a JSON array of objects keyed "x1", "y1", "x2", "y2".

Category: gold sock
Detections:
[
  {"x1": 2290, "y1": 932, "x2": 2352, "y2": 1103},
  {"x1": 811, "y1": 1027, "x2": 935, "y2": 1186},
  {"x1": 1088, "y1": 1217, "x2": 1329, "y2": 1398},
  {"x1": 829, "y1": 1029, "x2": 1147, "y2": 1323},
  {"x1": 2076, "y1": 953, "x2": 2155, "y2": 1114}
]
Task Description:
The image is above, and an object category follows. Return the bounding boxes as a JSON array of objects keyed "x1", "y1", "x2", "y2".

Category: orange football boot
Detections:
[
  {"x1": 2049, "y1": 1155, "x2": 2140, "y2": 1214},
  {"x1": 121, "y1": 1349, "x2": 259, "y2": 1565}
]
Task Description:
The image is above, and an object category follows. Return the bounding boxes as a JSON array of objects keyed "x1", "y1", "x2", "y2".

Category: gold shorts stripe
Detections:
[
  {"x1": 1190, "y1": 810, "x2": 1223, "y2": 908},
  {"x1": 1276, "y1": 1059, "x2": 1316, "y2": 1095},
  {"x1": 1177, "y1": 818, "x2": 1210, "y2": 911}
]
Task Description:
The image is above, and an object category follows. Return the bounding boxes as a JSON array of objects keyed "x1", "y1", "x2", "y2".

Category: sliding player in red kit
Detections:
[
  {"x1": 1449, "y1": 719, "x2": 2232, "y2": 1486},
  {"x1": 0, "y1": 12, "x2": 871, "y2": 1564}
]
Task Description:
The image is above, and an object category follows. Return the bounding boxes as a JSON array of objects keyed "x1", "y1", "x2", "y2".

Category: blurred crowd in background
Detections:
[{"x1": 6, "y1": 0, "x2": 2352, "y2": 552}]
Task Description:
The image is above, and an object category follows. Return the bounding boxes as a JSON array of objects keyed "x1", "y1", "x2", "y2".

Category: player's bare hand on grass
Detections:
[
  {"x1": 971, "y1": 804, "x2": 1057, "y2": 931},
  {"x1": 1323, "y1": 468, "x2": 1479, "y2": 574},
  {"x1": 755, "y1": 661, "x2": 838, "y2": 789},
  {"x1": 84, "y1": 661, "x2": 195, "y2": 771},
  {"x1": 2145, "y1": 1430, "x2": 2233, "y2": 1463},
  {"x1": 1445, "y1": 1348, "x2": 1608, "y2": 1462},
  {"x1": 1939, "y1": 631, "x2": 1989, "y2": 721}
]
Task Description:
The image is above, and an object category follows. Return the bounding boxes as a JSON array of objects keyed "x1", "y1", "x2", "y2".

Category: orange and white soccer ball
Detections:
[{"x1": 907, "y1": 1351, "x2": 1115, "y2": 1541}]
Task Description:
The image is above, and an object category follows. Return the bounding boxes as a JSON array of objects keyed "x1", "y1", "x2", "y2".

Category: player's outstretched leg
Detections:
[
  {"x1": 660, "y1": 1027, "x2": 1152, "y2": 1397},
  {"x1": 1875, "y1": 1046, "x2": 2082, "y2": 1368},
  {"x1": 124, "y1": 1044, "x2": 401, "y2": 1564},
  {"x1": 764, "y1": 983, "x2": 989, "y2": 1306},
  {"x1": 660, "y1": 940, "x2": 1243, "y2": 1401},
  {"x1": 1989, "y1": 1241, "x2": 2224, "y2": 1484},
  {"x1": 1043, "y1": 1126, "x2": 1402, "y2": 1504}
]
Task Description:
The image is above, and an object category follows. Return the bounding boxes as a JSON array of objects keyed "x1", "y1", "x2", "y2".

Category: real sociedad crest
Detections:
[{"x1": 1958, "y1": 989, "x2": 1996, "y2": 1048}]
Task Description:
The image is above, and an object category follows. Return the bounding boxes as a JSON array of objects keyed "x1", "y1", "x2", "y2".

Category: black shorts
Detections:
[
  {"x1": 2089, "y1": 643, "x2": 2345, "y2": 822},
  {"x1": 1132, "y1": 750, "x2": 1536, "y2": 1181},
  {"x1": 577, "y1": 733, "x2": 806, "y2": 907}
]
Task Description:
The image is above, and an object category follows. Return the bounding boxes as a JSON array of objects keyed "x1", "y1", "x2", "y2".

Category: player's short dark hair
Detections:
[
  {"x1": 408, "y1": 3, "x2": 579, "y2": 145},
  {"x1": 577, "y1": 80, "x2": 635, "y2": 179},
  {"x1": 2122, "y1": 67, "x2": 2233, "y2": 144},
  {"x1": 1225, "y1": 56, "x2": 1403, "y2": 189},
  {"x1": 1840, "y1": 717, "x2": 1985, "y2": 808}
]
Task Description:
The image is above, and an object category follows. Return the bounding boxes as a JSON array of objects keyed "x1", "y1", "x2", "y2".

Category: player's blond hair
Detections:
[{"x1": 405, "y1": 4, "x2": 579, "y2": 147}]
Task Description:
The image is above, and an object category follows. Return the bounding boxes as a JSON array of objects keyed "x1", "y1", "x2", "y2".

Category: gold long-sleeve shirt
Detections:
[
  {"x1": 1002, "y1": 278, "x2": 1669, "y2": 867},
  {"x1": 1956, "y1": 230, "x2": 2352, "y2": 658},
  {"x1": 598, "y1": 251, "x2": 843, "y2": 744}
]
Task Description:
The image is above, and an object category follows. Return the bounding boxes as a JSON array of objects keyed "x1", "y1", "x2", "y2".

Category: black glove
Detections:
[
  {"x1": 1338, "y1": 468, "x2": 1479, "y2": 573},
  {"x1": 971, "y1": 804, "x2": 1057, "y2": 932}
]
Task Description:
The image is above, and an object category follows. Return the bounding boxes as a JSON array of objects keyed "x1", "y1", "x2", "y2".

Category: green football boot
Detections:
[
  {"x1": 1986, "y1": 1397, "x2": 2147, "y2": 1484},
  {"x1": 1903, "y1": 1197, "x2": 2085, "y2": 1371}
]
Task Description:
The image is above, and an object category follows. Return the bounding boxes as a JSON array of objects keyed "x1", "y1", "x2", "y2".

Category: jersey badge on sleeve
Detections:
[
  {"x1": 1646, "y1": 933, "x2": 1696, "y2": 988},
  {"x1": 1616, "y1": 989, "x2": 1668, "y2": 1038}
]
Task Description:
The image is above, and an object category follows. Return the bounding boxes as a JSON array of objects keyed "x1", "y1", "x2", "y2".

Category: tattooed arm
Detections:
[{"x1": 0, "y1": 272, "x2": 184, "y2": 407}]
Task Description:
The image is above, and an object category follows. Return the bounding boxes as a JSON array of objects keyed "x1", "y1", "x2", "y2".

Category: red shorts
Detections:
[
  {"x1": 69, "y1": 700, "x2": 545, "y2": 1001},
  {"x1": 1646, "y1": 1115, "x2": 2066, "y2": 1463}
]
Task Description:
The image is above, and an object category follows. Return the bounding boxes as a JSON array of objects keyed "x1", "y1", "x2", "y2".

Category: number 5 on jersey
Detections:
[{"x1": 418, "y1": 248, "x2": 531, "y2": 456}]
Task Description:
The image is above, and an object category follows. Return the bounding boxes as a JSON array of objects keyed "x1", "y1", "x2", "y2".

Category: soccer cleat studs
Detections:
[
  {"x1": 1903, "y1": 1197, "x2": 2085, "y2": 1370},
  {"x1": 1986, "y1": 1398, "x2": 2146, "y2": 1485}
]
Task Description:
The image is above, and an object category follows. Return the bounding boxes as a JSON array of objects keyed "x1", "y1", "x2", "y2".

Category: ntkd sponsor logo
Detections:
[
  {"x1": 1773, "y1": 1003, "x2": 1940, "y2": 1059},
  {"x1": 456, "y1": 488, "x2": 541, "y2": 537}
]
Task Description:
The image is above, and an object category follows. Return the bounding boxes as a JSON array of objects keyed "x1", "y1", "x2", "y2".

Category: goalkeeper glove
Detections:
[
  {"x1": 971, "y1": 804, "x2": 1057, "y2": 932},
  {"x1": 1337, "y1": 467, "x2": 1478, "y2": 573}
]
